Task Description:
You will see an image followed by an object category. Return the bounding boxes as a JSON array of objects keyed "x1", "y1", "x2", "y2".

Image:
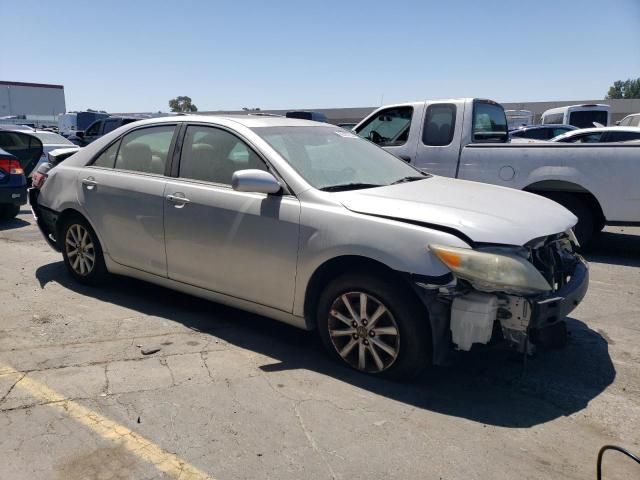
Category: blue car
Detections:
[{"x1": 0, "y1": 148, "x2": 28, "y2": 219}]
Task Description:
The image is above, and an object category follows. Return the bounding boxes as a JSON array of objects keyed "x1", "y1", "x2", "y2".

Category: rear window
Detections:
[
  {"x1": 31, "y1": 132, "x2": 74, "y2": 145},
  {"x1": 472, "y1": 101, "x2": 508, "y2": 143},
  {"x1": 605, "y1": 131, "x2": 640, "y2": 142},
  {"x1": 569, "y1": 110, "x2": 608, "y2": 128},
  {"x1": 422, "y1": 103, "x2": 456, "y2": 146}
]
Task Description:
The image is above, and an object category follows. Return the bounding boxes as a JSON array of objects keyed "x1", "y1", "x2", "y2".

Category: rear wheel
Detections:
[
  {"x1": 0, "y1": 204, "x2": 20, "y2": 220},
  {"x1": 317, "y1": 273, "x2": 431, "y2": 380},
  {"x1": 60, "y1": 216, "x2": 108, "y2": 285}
]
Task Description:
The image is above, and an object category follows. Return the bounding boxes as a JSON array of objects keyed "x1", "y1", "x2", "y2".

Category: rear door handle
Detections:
[
  {"x1": 82, "y1": 177, "x2": 97, "y2": 189},
  {"x1": 166, "y1": 194, "x2": 190, "y2": 207}
]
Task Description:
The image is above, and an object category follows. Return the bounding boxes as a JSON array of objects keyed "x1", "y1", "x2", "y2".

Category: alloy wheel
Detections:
[
  {"x1": 327, "y1": 292, "x2": 400, "y2": 373},
  {"x1": 65, "y1": 224, "x2": 96, "y2": 276}
]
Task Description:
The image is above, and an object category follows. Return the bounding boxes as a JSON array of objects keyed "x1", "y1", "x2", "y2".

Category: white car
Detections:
[
  {"x1": 550, "y1": 126, "x2": 640, "y2": 143},
  {"x1": 28, "y1": 131, "x2": 80, "y2": 176},
  {"x1": 32, "y1": 115, "x2": 588, "y2": 379}
]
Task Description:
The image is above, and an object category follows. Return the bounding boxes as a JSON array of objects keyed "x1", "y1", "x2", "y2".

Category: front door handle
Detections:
[
  {"x1": 398, "y1": 155, "x2": 412, "y2": 163},
  {"x1": 82, "y1": 177, "x2": 97, "y2": 190},
  {"x1": 166, "y1": 193, "x2": 190, "y2": 207}
]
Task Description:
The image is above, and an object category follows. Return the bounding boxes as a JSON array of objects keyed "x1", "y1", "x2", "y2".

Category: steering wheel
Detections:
[{"x1": 368, "y1": 130, "x2": 386, "y2": 144}]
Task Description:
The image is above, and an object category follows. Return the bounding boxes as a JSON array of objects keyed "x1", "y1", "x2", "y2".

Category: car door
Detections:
[
  {"x1": 354, "y1": 105, "x2": 419, "y2": 164},
  {"x1": 80, "y1": 124, "x2": 178, "y2": 276},
  {"x1": 413, "y1": 103, "x2": 461, "y2": 177},
  {"x1": 163, "y1": 124, "x2": 301, "y2": 312}
]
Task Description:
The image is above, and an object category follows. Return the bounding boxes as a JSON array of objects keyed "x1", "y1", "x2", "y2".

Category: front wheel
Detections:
[
  {"x1": 60, "y1": 216, "x2": 108, "y2": 285},
  {"x1": 317, "y1": 273, "x2": 431, "y2": 380}
]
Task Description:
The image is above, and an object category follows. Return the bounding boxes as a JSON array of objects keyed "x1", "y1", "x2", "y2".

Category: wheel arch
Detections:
[
  {"x1": 524, "y1": 180, "x2": 605, "y2": 230},
  {"x1": 55, "y1": 207, "x2": 107, "y2": 253},
  {"x1": 303, "y1": 255, "x2": 416, "y2": 329}
]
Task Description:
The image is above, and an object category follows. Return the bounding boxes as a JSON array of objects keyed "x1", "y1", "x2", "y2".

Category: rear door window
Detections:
[
  {"x1": 562, "y1": 132, "x2": 603, "y2": 143},
  {"x1": 472, "y1": 101, "x2": 508, "y2": 143},
  {"x1": 114, "y1": 125, "x2": 176, "y2": 174},
  {"x1": 422, "y1": 104, "x2": 456, "y2": 146},
  {"x1": 552, "y1": 127, "x2": 573, "y2": 137},
  {"x1": 605, "y1": 131, "x2": 640, "y2": 142},
  {"x1": 92, "y1": 141, "x2": 121, "y2": 168},
  {"x1": 355, "y1": 106, "x2": 413, "y2": 146}
]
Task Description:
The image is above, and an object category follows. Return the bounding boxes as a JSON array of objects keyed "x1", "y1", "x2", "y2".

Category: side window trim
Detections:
[
  {"x1": 87, "y1": 123, "x2": 180, "y2": 176},
  {"x1": 174, "y1": 123, "x2": 293, "y2": 195}
]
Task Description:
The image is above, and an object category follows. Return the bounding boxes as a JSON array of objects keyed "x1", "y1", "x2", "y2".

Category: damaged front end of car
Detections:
[{"x1": 413, "y1": 230, "x2": 589, "y2": 364}]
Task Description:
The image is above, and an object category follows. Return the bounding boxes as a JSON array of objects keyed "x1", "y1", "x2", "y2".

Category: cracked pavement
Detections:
[{"x1": 0, "y1": 210, "x2": 639, "y2": 479}]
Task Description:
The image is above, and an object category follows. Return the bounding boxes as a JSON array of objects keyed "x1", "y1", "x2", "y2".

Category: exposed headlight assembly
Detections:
[{"x1": 429, "y1": 244, "x2": 551, "y2": 295}]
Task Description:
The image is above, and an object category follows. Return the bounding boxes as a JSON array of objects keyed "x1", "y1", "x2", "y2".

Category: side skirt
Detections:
[{"x1": 104, "y1": 256, "x2": 310, "y2": 330}]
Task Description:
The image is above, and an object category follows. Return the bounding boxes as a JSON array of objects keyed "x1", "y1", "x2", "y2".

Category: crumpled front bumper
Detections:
[
  {"x1": 527, "y1": 255, "x2": 589, "y2": 346},
  {"x1": 531, "y1": 256, "x2": 589, "y2": 327}
]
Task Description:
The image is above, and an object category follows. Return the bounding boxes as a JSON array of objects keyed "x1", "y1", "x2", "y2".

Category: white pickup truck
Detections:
[{"x1": 353, "y1": 98, "x2": 640, "y2": 244}]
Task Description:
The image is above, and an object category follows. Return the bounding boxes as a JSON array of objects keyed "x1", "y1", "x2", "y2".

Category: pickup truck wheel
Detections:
[
  {"x1": 60, "y1": 216, "x2": 108, "y2": 285},
  {"x1": 0, "y1": 204, "x2": 20, "y2": 220},
  {"x1": 541, "y1": 193, "x2": 594, "y2": 247},
  {"x1": 317, "y1": 273, "x2": 431, "y2": 380}
]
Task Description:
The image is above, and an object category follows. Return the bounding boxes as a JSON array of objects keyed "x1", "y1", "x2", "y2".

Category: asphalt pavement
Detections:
[{"x1": 0, "y1": 209, "x2": 638, "y2": 479}]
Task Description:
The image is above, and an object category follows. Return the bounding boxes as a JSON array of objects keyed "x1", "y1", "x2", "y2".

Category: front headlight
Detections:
[{"x1": 429, "y1": 244, "x2": 551, "y2": 295}]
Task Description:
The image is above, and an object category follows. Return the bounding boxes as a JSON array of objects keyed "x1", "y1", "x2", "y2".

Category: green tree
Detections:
[
  {"x1": 605, "y1": 78, "x2": 640, "y2": 99},
  {"x1": 168, "y1": 96, "x2": 198, "y2": 112}
]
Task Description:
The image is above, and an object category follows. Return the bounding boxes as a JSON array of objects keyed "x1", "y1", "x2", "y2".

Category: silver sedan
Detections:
[{"x1": 32, "y1": 115, "x2": 587, "y2": 379}]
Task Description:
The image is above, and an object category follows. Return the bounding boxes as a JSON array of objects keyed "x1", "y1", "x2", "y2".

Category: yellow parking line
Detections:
[{"x1": 0, "y1": 363, "x2": 214, "y2": 480}]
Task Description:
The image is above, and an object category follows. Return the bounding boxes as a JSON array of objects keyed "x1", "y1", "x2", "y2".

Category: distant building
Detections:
[{"x1": 0, "y1": 80, "x2": 66, "y2": 127}]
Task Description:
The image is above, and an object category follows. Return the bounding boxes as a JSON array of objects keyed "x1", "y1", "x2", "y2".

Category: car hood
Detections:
[{"x1": 335, "y1": 176, "x2": 577, "y2": 246}]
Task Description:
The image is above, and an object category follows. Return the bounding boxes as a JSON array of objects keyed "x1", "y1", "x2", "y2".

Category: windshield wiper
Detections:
[
  {"x1": 320, "y1": 183, "x2": 384, "y2": 192},
  {"x1": 389, "y1": 175, "x2": 428, "y2": 185}
]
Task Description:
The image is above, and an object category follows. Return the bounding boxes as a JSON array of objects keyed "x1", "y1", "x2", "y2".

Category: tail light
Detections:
[{"x1": 0, "y1": 159, "x2": 24, "y2": 175}]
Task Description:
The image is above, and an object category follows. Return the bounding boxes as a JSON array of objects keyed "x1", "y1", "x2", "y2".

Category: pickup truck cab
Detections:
[
  {"x1": 70, "y1": 116, "x2": 140, "y2": 146},
  {"x1": 354, "y1": 98, "x2": 640, "y2": 244}
]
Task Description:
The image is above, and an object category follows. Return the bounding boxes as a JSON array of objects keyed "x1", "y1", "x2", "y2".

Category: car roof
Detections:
[
  {"x1": 121, "y1": 114, "x2": 330, "y2": 128},
  {"x1": 516, "y1": 124, "x2": 576, "y2": 130},
  {"x1": 561, "y1": 126, "x2": 640, "y2": 135}
]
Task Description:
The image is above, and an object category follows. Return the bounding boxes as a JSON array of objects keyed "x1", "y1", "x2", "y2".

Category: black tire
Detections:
[
  {"x1": 60, "y1": 215, "x2": 108, "y2": 285},
  {"x1": 317, "y1": 273, "x2": 431, "y2": 380},
  {"x1": 542, "y1": 193, "x2": 594, "y2": 247},
  {"x1": 0, "y1": 204, "x2": 20, "y2": 220}
]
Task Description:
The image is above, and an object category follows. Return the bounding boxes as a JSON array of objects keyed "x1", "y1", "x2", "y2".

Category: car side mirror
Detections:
[{"x1": 232, "y1": 169, "x2": 282, "y2": 194}]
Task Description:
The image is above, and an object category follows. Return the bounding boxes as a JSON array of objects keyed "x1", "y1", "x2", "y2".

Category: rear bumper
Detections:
[
  {"x1": 29, "y1": 188, "x2": 60, "y2": 251},
  {"x1": 0, "y1": 185, "x2": 27, "y2": 206}
]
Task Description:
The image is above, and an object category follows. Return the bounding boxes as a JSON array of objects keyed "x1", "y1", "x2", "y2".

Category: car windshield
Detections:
[
  {"x1": 251, "y1": 126, "x2": 426, "y2": 190},
  {"x1": 31, "y1": 132, "x2": 74, "y2": 145}
]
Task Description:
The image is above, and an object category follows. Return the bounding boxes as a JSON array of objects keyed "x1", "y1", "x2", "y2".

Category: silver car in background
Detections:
[{"x1": 31, "y1": 116, "x2": 588, "y2": 379}]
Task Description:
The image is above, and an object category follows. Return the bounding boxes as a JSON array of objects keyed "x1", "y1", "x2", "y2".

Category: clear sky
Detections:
[{"x1": 2, "y1": 0, "x2": 639, "y2": 112}]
